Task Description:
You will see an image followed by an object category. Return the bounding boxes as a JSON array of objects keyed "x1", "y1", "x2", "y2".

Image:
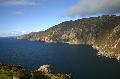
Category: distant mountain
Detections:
[{"x1": 17, "y1": 15, "x2": 120, "y2": 60}]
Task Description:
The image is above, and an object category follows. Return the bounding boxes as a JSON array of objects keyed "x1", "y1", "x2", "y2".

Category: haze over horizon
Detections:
[{"x1": 0, "y1": 0, "x2": 120, "y2": 37}]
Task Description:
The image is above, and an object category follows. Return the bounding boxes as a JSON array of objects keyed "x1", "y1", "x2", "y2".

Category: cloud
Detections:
[
  {"x1": 10, "y1": 31, "x2": 30, "y2": 36},
  {"x1": 14, "y1": 11, "x2": 24, "y2": 16},
  {"x1": 0, "y1": 0, "x2": 43, "y2": 6},
  {"x1": 68, "y1": 0, "x2": 120, "y2": 16}
]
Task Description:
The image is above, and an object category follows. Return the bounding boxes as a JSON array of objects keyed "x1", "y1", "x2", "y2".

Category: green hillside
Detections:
[{"x1": 17, "y1": 15, "x2": 120, "y2": 60}]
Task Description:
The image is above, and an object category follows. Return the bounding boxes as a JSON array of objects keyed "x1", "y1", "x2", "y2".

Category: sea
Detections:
[{"x1": 0, "y1": 37, "x2": 120, "y2": 79}]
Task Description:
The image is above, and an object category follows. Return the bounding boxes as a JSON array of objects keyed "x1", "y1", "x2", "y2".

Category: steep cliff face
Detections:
[
  {"x1": 17, "y1": 15, "x2": 120, "y2": 60},
  {"x1": 93, "y1": 24, "x2": 120, "y2": 60}
]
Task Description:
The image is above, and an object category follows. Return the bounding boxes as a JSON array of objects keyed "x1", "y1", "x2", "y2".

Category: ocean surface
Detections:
[{"x1": 0, "y1": 37, "x2": 120, "y2": 79}]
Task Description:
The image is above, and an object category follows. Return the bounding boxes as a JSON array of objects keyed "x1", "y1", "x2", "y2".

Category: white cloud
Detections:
[
  {"x1": 68, "y1": 0, "x2": 120, "y2": 16},
  {"x1": 0, "y1": 0, "x2": 43, "y2": 6},
  {"x1": 10, "y1": 31, "x2": 30, "y2": 36},
  {"x1": 14, "y1": 11, "x2": 24, "y2": 16}
]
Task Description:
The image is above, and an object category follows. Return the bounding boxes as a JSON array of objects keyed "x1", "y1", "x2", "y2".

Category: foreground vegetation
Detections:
[
  {"x1": 0, "y1": 64, "x2": 72, "y2": 79},
  {"x1": 0, "y1": 73, "x2": 12, "y2": 79}
]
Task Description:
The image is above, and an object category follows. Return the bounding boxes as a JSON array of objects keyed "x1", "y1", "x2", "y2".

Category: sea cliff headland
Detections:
[{"x1": 17, "y1": 15, "x2": 120, "y2": 60}]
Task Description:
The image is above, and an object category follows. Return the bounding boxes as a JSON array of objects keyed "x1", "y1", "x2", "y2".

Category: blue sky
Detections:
[
  {"x1": 0, "y1": 0, "x2": 79, "y2": 37},
  {"x1": 0, "y1": 0, "x2": 120, "y2": 37}
]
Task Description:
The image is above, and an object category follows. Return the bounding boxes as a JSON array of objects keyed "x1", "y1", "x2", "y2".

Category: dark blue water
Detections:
[{"x1": 0, "y1": 37, "x2": 120, "y2": 79}]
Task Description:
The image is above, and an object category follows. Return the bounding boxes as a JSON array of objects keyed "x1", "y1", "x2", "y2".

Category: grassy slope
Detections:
[{"x1": 0, "y1": 72, "x2": 12, "y2": 79}]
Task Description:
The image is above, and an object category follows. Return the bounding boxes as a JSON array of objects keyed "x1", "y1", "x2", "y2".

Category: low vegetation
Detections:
[
  {"x1": 17, "y1": 15, "x2": 120, "y2": 60},
  {"x1": 0, "y1": 64, "x2": 72, "y2": 79}
]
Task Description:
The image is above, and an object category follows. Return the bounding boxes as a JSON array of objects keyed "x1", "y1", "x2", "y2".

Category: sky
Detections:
[{"x1": 0, "y1": 0, "x2": 120, "y2": 37}]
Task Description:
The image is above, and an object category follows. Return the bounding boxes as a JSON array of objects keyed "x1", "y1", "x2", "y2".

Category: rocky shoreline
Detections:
[
  {"x1": 0, "y1": 64, "x2": 72, "y2": 79},
  {"x1": 17, "y1": 15, "x2": 120, "y2": 61},
  {"x1": 92, "y1": 44, "x2": 120, "y2": 61},
  {"x1": 17, "y1": 37, "x2": 120, "y2": 61}
]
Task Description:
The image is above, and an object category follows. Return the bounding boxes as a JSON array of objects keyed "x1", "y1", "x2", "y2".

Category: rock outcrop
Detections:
[
  {"x1": 34, "y1": 65, "x2": 72, "y2": 79},
  {"x1": 17, "y1": 15, "x2": 120, "y2": 60},
  {"x1": 37, "y1": 65, "x2": 51, "y2": 72},
  {"x1": 0, "y1": 64, "x2": 72, "y2": 79}
]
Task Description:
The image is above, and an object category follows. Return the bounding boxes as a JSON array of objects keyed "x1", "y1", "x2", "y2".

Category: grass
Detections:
[
  {"x1": 0, "y1": 71, "x2": 13, "y2": 79},
  {"x1": 0, "y1": 73, "x2": 12, "y2": 79}
]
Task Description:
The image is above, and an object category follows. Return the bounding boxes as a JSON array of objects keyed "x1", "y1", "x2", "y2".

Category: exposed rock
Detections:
[
  {"x1": 37, "y1": 65, "x2": 51, "y2": 73},
  {"x1": 13, "y1": 75, "x2": 19, "y2": 79},
  {"x1": 0, "y1": 64, "x2": 72, "y2": 79},
  {"x1": 35, "y1": 65, "x2": 72, "y2": 79},
  {"x1": 17, "y1": 15, "x2": 120, "y2": 60}
]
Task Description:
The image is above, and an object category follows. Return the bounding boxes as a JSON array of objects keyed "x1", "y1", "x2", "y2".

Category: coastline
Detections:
[
  {"x1": 0, "y1": 64, "x2": 72, "y2": 79},
  {"x1": 17, "y1": 37, "x2": 120, "y2": 61}
]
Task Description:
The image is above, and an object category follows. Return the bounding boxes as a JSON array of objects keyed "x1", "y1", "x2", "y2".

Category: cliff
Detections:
[{"x1": 17, "y1": 15, "x2": 120, "y2": 60}]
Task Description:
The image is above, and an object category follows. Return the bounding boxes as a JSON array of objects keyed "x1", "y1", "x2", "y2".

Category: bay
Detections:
[{"x1": 0, "y1": 37, "x2": 120, "y2": 79}]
